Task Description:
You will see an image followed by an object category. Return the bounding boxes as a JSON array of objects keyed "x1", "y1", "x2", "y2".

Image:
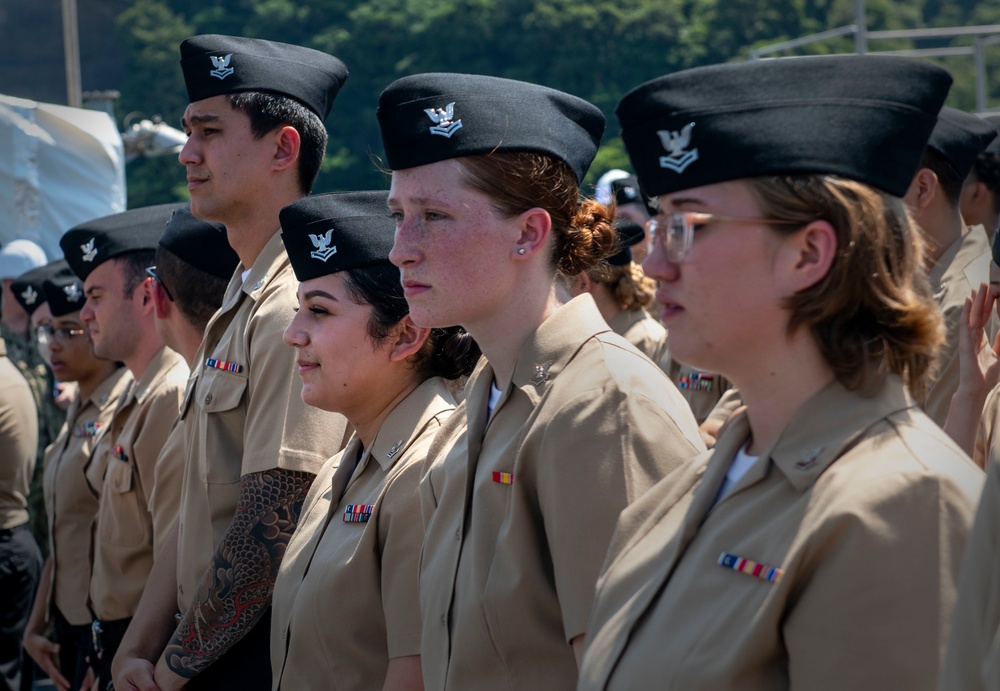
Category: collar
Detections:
[
  {"x1": 86, "y1": 367, "x2": 132, "y2": 410},
  {"x1": 241, "y1": 232, "x2": 288, "y2": 299},
  {"x1": 606, "y1": 307, "x2": 645, "y2": 335},
  {"x1": 0, "y1": 337, "x2": 6, "y2": 358},
  {"x1": 760, "y1": 375, "x2": 915, "y2": 491},
  {"x1": 366, "y1": 377, "x2": 456, "y2": 471},
  {"x1": 928, "y1": 225, "x2": 989, "y2": 288},
  {"x1": 124, "y1": 346, "x2": 186, "y2": 407},
  {"x1": 508, "y1": 295, "x2": 612, "y2": 404}
]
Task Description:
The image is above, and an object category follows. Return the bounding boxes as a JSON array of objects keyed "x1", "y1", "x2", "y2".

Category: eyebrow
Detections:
[
  {"x1": 302, "y1": 289, "x2": 339, "y2": 302},
  {"x1": 181, "y1": 113, "x2": 222, "y2": 129},
  {"x1": 666, "y1": 196, "x2": 707, "y2": 209}
]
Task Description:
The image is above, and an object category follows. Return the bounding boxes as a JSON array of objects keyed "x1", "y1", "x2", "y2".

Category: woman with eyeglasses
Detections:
[
  {"x1": 21, "y1": 263, "x2": 130, "y2": 691},
  {"x1": 378, "y1": 74, "x2": 705, "y2": 691},
  {"x1": 576, "y1": 56, "x2": 985, "y2": 691}
]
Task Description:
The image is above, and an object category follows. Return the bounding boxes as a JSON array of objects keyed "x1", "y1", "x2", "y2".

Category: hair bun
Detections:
[{"x1": 558, "y1": 199, "x2": 617, "y2": 275}]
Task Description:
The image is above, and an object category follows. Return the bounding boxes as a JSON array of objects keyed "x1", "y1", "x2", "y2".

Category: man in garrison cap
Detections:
[
  {"x1": 113, "y1": 36, "x2": 351, "y2": 691},
  {"x1": 902, "y1": 106, "x2": 999, "y2": 427},
  {"x1": 59, "y1": 204, "x2": 191, "y2": 691},
  {"x1": 960, "y1": 114, "x2": 1000, "y2": 241}
]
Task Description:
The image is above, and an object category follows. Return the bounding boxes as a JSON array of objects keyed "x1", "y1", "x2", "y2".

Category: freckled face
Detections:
[{"x1": 388, "y1": 159, "x2": 521, "y2": 330}]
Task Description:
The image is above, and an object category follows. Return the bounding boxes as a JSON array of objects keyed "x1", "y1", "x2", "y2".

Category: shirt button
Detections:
[
  {"x1": 204, "y1": 394, "x2": 213, "y2": 404},
  {"x1": 455, "y1": 529, "x2": 461, "y2": 541},
  {"x1": 440, "y1": 614, "x2": 446, "y2": 625}
]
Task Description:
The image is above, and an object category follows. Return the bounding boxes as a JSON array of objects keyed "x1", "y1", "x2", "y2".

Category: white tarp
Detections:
[{"x1": 0, "y1": 94, "x2": 125, "y2": 261}]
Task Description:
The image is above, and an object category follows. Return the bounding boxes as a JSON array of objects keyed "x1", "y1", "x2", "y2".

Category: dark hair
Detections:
[
  {"x1": 116, "y1": 250, "x2": 157, "y2": 297},
  {"x1": 747, "y1": 175, "x2": 943, "y2": 399},
  {"x1": 457, "y1": 152, "x2": 617, "y2": 275},
  {"x1": 920, "y1": 147, "x2": 964, "y2": 206},
  {"x1": 154, "y1": 246, "x2": 230, "y2": 331},
  {"x1": 342, "y1": 263, "x2": 480, "y2": 380},
  {"x1": 973, "y1": 152, "x2": 1000, "y2": 212},
  {"x1": 226, "y1": 91, "x2": 327, "y2": 194}
]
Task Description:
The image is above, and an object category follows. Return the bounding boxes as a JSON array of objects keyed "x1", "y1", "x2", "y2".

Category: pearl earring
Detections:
[{"x1": 517, "y1": 248, "x2": 526, "y2": 255}]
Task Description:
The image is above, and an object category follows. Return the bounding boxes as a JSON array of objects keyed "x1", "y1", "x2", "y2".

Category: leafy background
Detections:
[{"x1": 2, "y1": 0, "x2": 999, "y2": 207}]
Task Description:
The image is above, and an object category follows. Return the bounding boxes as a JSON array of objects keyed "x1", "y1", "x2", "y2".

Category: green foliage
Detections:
[{"x1": 117, "y1": 0, "x2": 1000, "y2": 206}]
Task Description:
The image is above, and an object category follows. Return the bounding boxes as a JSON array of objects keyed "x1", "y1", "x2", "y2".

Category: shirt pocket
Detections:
[
  {"x1": 102, "y1": 459, "x2": 149, "y2": 547},
  {"x1": 196, "y1": 368, "x2": 248, "y2": 485}
]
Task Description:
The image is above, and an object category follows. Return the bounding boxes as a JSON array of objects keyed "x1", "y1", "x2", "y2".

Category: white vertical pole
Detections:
[
  {"x1": 62, "y1": 0, "x2": 82, "y2": 107},
  {"x1": 855, "y1": 0, "x2": 868, "y2": 54}
]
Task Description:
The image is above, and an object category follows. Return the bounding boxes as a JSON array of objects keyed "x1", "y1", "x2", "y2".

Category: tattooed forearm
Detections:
[{"x1": 162, "y1": 468, "x2": 314, "y2": 679}]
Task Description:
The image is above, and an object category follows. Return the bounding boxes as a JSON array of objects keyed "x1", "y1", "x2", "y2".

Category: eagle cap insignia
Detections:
[
  {"x1": 529, "y1": 362, "x2": 553, "y2": 387},
  {"x1": 657, "y1": 122, "x2": 699, "y2": 174},
  {"x1": 308, "y1": 229, "x2": 337, "y2": 262},
  {"x1": 20, "y1": 286, "x2": 37, "y2": 305},
  {"x1": 424, "y1": 102, "x2": 463, "y2": 138},
  {"x1": 63, "y1": 283, "x2": 83, "y2": 302},
  {"x1": 210, "y1": 54, "x2": 234, "y2": 80},
  {"x1": 81, "y1": 238, "x2": 98, "y2": 262}
]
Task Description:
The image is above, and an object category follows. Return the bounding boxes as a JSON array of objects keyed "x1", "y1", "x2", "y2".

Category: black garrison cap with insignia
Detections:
[
  {"x1": 377, "y1": 73, "x2": 605, "y2": 183},
  {"x1": 10, "y1": 260, "x2": 68, "y2": 315},
  {"x1": 60, "y1": 203, "x2": 181, "y2": 281},
  {"x1": 607, "y1": 220, "x2": 646, "y2": 267},
  {"x1": 158, "y1": 205, "x2": 240, "y2": 281},
  {"x1": 180, "y1": 35, "x2": 348, "y2": 119},
  {"x1": 926, "y1": 106, "x2": 998, "y2": 180},
  {"x1": 42, "y1": 267, "x2": 87, "y2": 317},
  {"x1": 617, "y1": 55, "x2": 952, "y2": 198},
  {"x1": 280, "y1": 191, "x2": 396, "y2": 282}
]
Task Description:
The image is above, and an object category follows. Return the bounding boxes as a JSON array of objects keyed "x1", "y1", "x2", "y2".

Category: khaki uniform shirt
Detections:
[
  {"x1": 271, "y1": 378, "x2": 455, "y2": 691},
  {"x1": 0, "y1": 338, "x2": 39, "y2": 529},
  {"x1": 176, "y1": 233, "x2": 350, "y2": 611},
  {"x1": 88, "y1": 346, "x2": 188, "y2": 620},
  {"x1": 43, "y1": 367, "x2": 131, "y2": 625},
  {"x1": 578, "y1": 376, "x2": 983, "y2": 691},
  {"x1": 606, "y1": 308, "x2": 667, "y2": 363},
  {"x1": 419, "y1": 296, "x2": 705, "y2": 691},
  {"x1": 939, "y1": 452, "x2": 1000, "y2": 690},
  {"x1": 924, "y1": 226, "x2": 998, "y2": 427}
]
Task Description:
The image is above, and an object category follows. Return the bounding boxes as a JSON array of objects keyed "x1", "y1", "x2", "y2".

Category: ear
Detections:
[
  {"x1": 903, "y1": 168, "x2": 939, "y2": 211},
  {"x1": 271, "y1": 125, "x2": 301, "y2": 175},
  {"x1": 137, "y1": 276, "x2": 157, "y2": 317},
  {"x1": 568, "y1": 272, "x2": 593, "y2": 297},
  {"x1": 151, "y1": 280, "x2": 172, "y2": 320},
  {"x1": 388, "y1": 314, "x2": 431, "y2": 363},
  {"x1": 512, "y1": 207, "x2": 552, "y2": 259},
  {"x1": 778, "y1": 220, "x2": 838, "y2": 294}
]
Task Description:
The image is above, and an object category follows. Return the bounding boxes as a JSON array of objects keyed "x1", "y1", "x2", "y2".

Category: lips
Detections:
[
  {"x1": 296, "y1": 359, "x2": 319, "y2": 376},
  {"x1": 656, "y1": 290, "x2": 684, "y2": 320},
  {"x1": 402, "y1": 279, "x2": 430, "y2": 297}
]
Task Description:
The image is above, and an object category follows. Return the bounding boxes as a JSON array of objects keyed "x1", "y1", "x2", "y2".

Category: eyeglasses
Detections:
[
  {"x1": 36, "y1": 325, "x2": 87, "y2": 346},
  {"x1": 645, "y1": 211, "x2": 804, "y2": 263},
  {"x1": 146, "y1": 266, "x2": 174, "y2": 301}
]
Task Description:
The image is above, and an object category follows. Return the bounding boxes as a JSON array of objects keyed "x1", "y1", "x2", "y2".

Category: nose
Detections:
[
  {"x1": 642, "y1": 235, "x2": 680, "y2": 283},
  {"x1": 178, "y1": 135, "x2": 200, "y2": 167},
  {"x1": 389, "y1": 220, "x2": 421, "y2": 269},
  {"x1": 283, "y1": 307, "x2": 309, "y2": 348},
  {"x1": 80, "y1": 300, "x2": 95, "y2": 323}
]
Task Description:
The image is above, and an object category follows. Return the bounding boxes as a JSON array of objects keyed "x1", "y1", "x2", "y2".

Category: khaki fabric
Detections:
[
  {"x1": 659, "y1": 352, "x2": 732, "y2": 425},
  {"x1": 924, "y1": 226, "x2": 998, "y2": 427},
  {"x1": 176, "y1": 233, "x2": 351, "y2": 611},
  {"x1": 939, "y1": 454, "x2": 1000, "y2": 690},
  {"x1": 43, "y1": 367, "x2": 130, "y2": 625},
  {"x1": 0, "y1": 339, "x2": 39, "y2": 529},
  {"x1": 974, "y1": 382, "x2": 1000, "y2": 469},
  {"x1": 419, "y1": 295, "x2": 705, "y2": 691},
  {"x1": 578, "y1": 376, "x2": 983, "y2": 691},
  {"x1": 702, "y1": 386, "x2": 743, "y2": 428},
  {"x1": 606, "y1": 309, "x2": 667, "y2": 363},
  {"x1": 271, "y1": 378, "x2": 455, "y2": 691},
  {"x1": 88, "y1": 346, "x2": 188, "y2": 620}
]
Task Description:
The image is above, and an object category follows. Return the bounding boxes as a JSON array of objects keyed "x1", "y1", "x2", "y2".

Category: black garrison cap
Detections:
[
  {"x1": 617, "y1": 55, "x2": 952, "y2": 198},
  {"x1": 10, "y1": 260, "x2": 68, "y2": 315},
  {"x1": 42, "y1": 267, "x2": 87, "y2": 317},
  {"x1": 60, "y1": 204, "x2": 180, "y2": 281},
  {"x1": 159, "y1": 206, "x2": 239, "y2": 281},
  {"x1": 978, "y1": 113, "x2": 1000, "y2": 156},
  {"x1": 927, "y1": 106, "x2": 998, "y2": 180},
  {"x1": 180, "y1": 35, "x2": 348, "y2": 119},
  {"x1": 607, "y1": 220, "x2": 646, "y2": 267},
  {"x1": 280, "y1": 191, "x2": 396, "y2": 282},
  {"x1": 377, "y1": 73, "x2": 605, "y2": 183}
]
